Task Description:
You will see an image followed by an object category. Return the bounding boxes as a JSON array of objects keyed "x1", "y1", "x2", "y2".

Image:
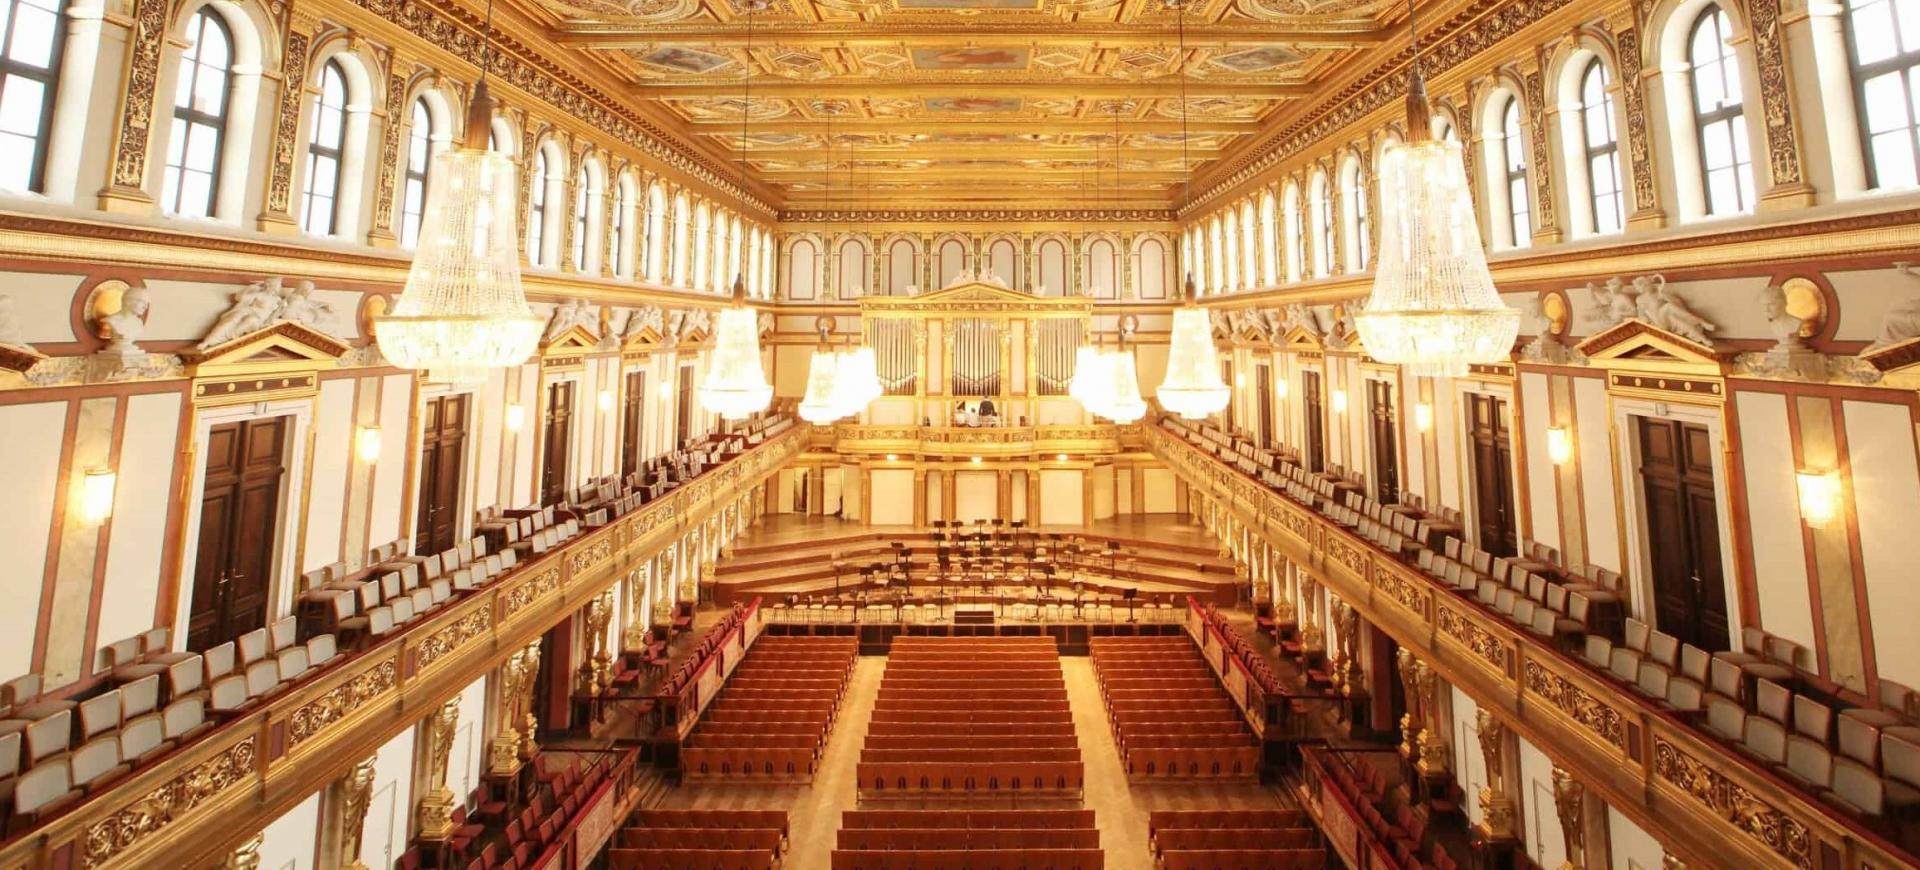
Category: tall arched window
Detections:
[
  {"x1": 1580, "y1": 59, "x2": 1626, "y2": 234},
  {"x1": 1238, "y1": 201, "x2": 1258, "y2": 289},
  {"x1": 299, "y1": 60, "x2": 348, "y2": 235},
  {"x1": 1690, "y1": 7, "x2": 1754, "y2": 215},
  {"x1": 1282, "y1": 185, "x2": 1303, "y2": 283},
  {"x1": 162, "y1": 9, "x2": 233, "y2": 218},
  {"x1": 1257, "y1": 191, "x2": 1279, "y2": 286},
  {"x1": 527, "y1": 148, "x2": 549, "y2": 265},
  {"x1": 611, "y1": 174, "x2": 633, "y2": 277},
  {"x1": 0, "y1": 0, "x2": 65, "y2": 193},
  {"x1": 1310, "y1": 171, "x2": 1335, "y2": 277},
  {"x1": 645, "y1": 183, "x2": 667, "y2": 281},
  {"x1": 1501, "y1": 96, "x2": 1532, "y2": 247},
  {"x1": 1847, "y1": 0, "x2": 1920, "y2": 188},
  {"x1": 1340, "y1": 158, "x2": 1369, "y2": 273},
  {"x1": 571, "y1": 164, "x2": 590, "y2": 269},
  {"x1": 1221, "y1": 211, "x2": 1240, "y2": 292},
  {"x1": 400, "y1": 98, "x2": 432, "y2": 247},
  {"x1": 691, "y1": 203, "x2": 710, "y2": 291}
]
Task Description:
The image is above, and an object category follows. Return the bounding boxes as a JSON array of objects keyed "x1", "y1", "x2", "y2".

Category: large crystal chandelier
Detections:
[
  {"x1": 798, "y1": 319, "x2": 843, "y2": 423},
  {"x1": 695, "y1": 2, "x2": 773, "y2": 420},
  {"x1": 1155, "y1": 3, "x2": 1230, "y2": 420},
  {"x1": 832, "y1": 344, "x2": 882, "y2": 416},
  {"x1": 1094, "y1": 315, "x2": 1147, "y2": 424},
  {"x1": 1352, "y1": 0, "x2": 1517, "y2": 377},
  {"x1": 374, "y1": 5, "x2": 542, "y2": 385}
]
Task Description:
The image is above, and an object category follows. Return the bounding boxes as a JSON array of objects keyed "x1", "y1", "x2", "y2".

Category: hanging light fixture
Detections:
[
  {"x1": 1096, "y1": 315, "x2": 1147, "y2": 424},
  {"x1": 374, "y1": 0, "x2": 542, "y2": 384},
  {"x1": 1156, "y1": 2, "x2": 1230, "y2": 420},
  {"x1": 829, "y1": 124, "x2": 883, "y2": 416},
  {"x1": 1069, "y1": 343, "x2": 1106, "y2": 410},
  {"x1": 799, "y1": 317, "x2": 844, "y2": 424},
  {"x1": 1352, "y1": 0, "x2": 1518, "y2": 377},
  {"x1": 696, "y1": 1, "x2": 773, "y2": 420}
]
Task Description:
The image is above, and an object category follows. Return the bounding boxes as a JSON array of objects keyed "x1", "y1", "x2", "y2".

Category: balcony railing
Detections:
[
  {"x1": 1144, "y1": 421, "x2": 1915, "y2": 869},
  {"x1": 0, "y1": 423, "x2": 809, "y2": 870},
  {"x1": 832, "y1": 424, "x2": 1131, "y2": 458}
]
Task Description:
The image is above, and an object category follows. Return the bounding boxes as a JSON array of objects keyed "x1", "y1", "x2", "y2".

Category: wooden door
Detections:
[
  {"x1": 674, "y1": 364, "x2": 695, "y2": 448},
  {"x1": 541, "y1": 381, "x2": 574, "y2": 506},
  {"x1": 1220, "y1": 359, "x2": 1235, "y2": 433},
  {"x1": 1637, "y1": 418, "x2": 1730, "y2": 650},
  {"x1": 1255, "y1": 363, "x2": 1273, "y2": 449},
  {"x1": 1302, "y1": 370, "x2": 1326, "y2": 474},
  {"x1": 415, "y1": 394, "x2": 468, "y2": 556},
  {"x1": 620, "y1": 370, "x2": 646, "y2": 478},
  {"x1": 1368, "y1": 380, "x2": 1400, "y2": 505},
  {"x1": 187, "y1": 417, "x2": 287, "y2": 652},
  {"x1": 1467, "y1": 393, "x2": 1517, "y2": 557}
]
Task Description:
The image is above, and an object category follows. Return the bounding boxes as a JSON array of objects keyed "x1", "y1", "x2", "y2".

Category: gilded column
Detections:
[
  {"x1": 561, "y1": 146, "x2": 584, "y2": 273},
  {"x1": 1747, "y1": 0, "x2": 1816, "y2": 208},
  {"x1": 414, "y1": 699, "x2": 460, "y2": 841},
  {"x1": 1474, "y1": 709, "x2": 1517, "y2": 842},
  {"x1": 1521, "y1": 65, "x2": 1562, "y2": 244},
  {"x1": 489, "y1": 641, "x2": 540, "y2": 776},
  {"x1": 256, "y1": 12, "x2": 322, "y2": 234},
  {"x1": 1550, "y1": 763, "x2": 1587, "y2": 869},
  {"x1": 1612, "y1": 19, "x2": 1666, "y2": 230},
  {"x1": 96, "y1": 0, "x2": 172, "y2": 212},
  {"x1": 327, "y1": 755, "x2": 378, "y2": 870},
  {"x1": 365, "y1": 56, "x2": 414, "y2": 248}
]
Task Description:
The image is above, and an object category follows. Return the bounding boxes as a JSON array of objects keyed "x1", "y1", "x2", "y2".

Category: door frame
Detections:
[
  {"x1": 412, "y1": 383, "x2": 478, "y2": 552},
  {"x1": 1362, "y1": 371, "x2": 1402, "y2": 505},
  {"x1": 174, "y1": 397, "x2": 312, "y2": 647},
  {"x1": 535, "y1": 371, "x2": 583, "y2": 505},
  {"x1": 1612, "y1": 396, "x2": 1742, "y2": 650},
  {"x1": 1453, "y1": 379, "x2": 1524, "y2": 557}
]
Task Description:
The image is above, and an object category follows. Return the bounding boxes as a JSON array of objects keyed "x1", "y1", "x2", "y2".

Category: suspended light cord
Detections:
[
  {"x1": 479, "y1": 0, "x2": 496, "y2": 86},
  {"x1": 1176, "y1": 3, "x2": 1190, "y2": 205},
  {"x1": 737, "y1": 3, "x2": 753, "y2": 184}
]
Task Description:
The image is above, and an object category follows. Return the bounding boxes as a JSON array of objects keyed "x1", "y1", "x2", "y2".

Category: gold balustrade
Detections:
[
  {"x1": 1144, "y1": 423, "x2": 1913, "y2": 870},
  {"x1": 0, "y1": 424, "x2": 809, "y2": 870},
  {"x1": 832, "y1": 423, "x2": 1131, "y2": 459}
]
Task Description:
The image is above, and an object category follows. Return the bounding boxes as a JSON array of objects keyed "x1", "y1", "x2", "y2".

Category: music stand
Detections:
[{"x1": 1124, "y1": 587, "x2": 1138, "y2": 623}]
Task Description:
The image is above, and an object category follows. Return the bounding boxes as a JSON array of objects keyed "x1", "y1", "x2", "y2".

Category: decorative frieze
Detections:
[
  {"x1": 413, "y1": 608, "x2": 493, "y2": 673},
  {"x1": 502, "y1": 566, "x2": 563, "y2": 618},
  {"x1": 1436, "y1": 602, "x2": 1512, "y2": 676},
  {"x1": 286, "y1": 659, "x2": 399, "y2": 751},
  {"x1": 82, "y1": 736, "x2": 258, "y2": 868},
  {"x1": 1523, "y1": 659, "x2": 1626, "y2": 752},
  {"x1": 1652, "y1": 736, "x2": 1814, "y2": 866}
]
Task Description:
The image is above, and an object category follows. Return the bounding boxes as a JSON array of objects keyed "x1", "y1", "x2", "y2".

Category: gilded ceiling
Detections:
[{"x1": 524, "y1": 0, "x2": 1400, "y2": 208}]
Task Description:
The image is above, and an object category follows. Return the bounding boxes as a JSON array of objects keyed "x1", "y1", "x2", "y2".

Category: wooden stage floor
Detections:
[{"x1": 653, "y1": 654, "x2": 1292, "y2": 870}]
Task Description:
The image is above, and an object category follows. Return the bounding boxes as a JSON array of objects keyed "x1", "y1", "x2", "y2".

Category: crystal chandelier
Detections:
[
  {"x1": 832, "y1": 344, "x2": 882, "y2": 417},
  {"x1": 1068, "y1": 344, "x2": 1104, "y2": 409},
  {"x1": 1094, "y1": 315, "x2": 1147, "y2": 424},
  {"x1": 1155, "y1": 2, "x2": 1230, "y2": 420},
  {"x1": 374, "y1": 6, "x2": 542, "y2": 386},
  {"x1": 798, "y1": 319, "x2": 843, "y2": 424},
  {"x1": 1352, "y1": 0, "x2": 1517, "y2": 377},
  {"x1": 695, "y1": 2, "x2": 773, "y2": 421}
]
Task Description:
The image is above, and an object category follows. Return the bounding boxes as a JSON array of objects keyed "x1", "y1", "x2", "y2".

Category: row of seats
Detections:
[
  {"x1": 681, "y1": 636, "x2": 857, "y2": 781},
  {"x1": 832, "y1": 809, "x2": 1102, "y2": 870},
  {"x1": 857, "y1": 637, "x2": 1083, "y2": 799},
  {"x1": 607, "y1": 808, "x2": 789, "y2": 870},
  {"x1": 1090, "y1": 636, "x2": 1260, "y2": 780},
  {"x1": 457, "y1": 754, "x2": 612, "y2": 870},
  {"x1": 305, "y1": 533, "x2": 534, "y2": 648},
  {"x1": 1147, "y1": 810, "x2": 1326, "y2": 870},
  {"x1": 1312, "y1": 749, "x2": 1458, "y2": 870}
]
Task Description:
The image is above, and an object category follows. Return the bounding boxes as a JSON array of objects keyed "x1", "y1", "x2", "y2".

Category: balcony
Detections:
[
  {"x1": 0, "y1": 424, "x2": 809, "y2": 870},
  {"x1": 830, "y1": 424, "x2": 1132, "y2": 459},
  {"x1": 1143, "y1": 420, "x2": 1915, "y2": 869}
]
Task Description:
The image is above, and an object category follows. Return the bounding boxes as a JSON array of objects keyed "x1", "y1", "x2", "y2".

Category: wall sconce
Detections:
[
  {"x1": 355, "y1": 426, "x2": 383, "y2": 463},
  {"x1": 1797, "y1": 470, "x2": 1842, "y2": 529},
  {"x1": 885, "y1": 454, "x2": 898, "y2": 462},
  {"x1": 1330, "y1": 389, "x2": 1348, "y2": 414},
  {"x1": 78, "y1": 467, "x2": 116, "y2": 524},
  {"x1": 1546, "y1": 426, "x2": 1573, "y2": 466},
  {"x1": 1275, "y1": 378, "x2": 1289, "y2": 399},
  {"x1": 971, "y1": 456, "x2": 983, "y2": 465},
  {"x1": 1413, "y1": 403, "x2": 1432, "y2": 432},
  {"x1": 1056, "y1": 454, "x2": 1069, "y2": 462},
  {"x1": 598, "y1": 389, "x2": 614, "y2": 411},
  {"x1": 504, "y1": 404, "x2": 526, "y2": 432}
]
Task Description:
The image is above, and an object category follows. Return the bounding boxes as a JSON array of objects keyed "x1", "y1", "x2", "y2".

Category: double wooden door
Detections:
[
  {"x1": 620, "y1": 370, "x2": 646, "y2": 479},
  {"x1": 1637, "y1": 418, "x2": 1731, "y2": 651},
  {"x1": 1466, "y1": 394, "x2": 1517, "y2": 558},
  {"x1": 415, "y1": 394, "x2": 468, "y2": 556},
  {"x1": 188, "y1": 417, "x2": 287, "y2": 652},
  {"x1": 1255, "y1": 363, "x2": 1273, "y2": 449},
  {"x1": 540, "y1": 381, "x2": 574, "y2": 506},
  {"x1": 1302, "y1": 370, "x2": 1326, "y2": 473},
  {"x1": 674, "y1": 365, "x2": 695, "y2": 449},
  {"x1": 1368, "y1": 380, "x2": 1400, "y2": 506}
]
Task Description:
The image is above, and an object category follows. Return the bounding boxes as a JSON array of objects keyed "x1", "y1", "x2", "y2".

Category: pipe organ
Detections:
[
  {"x1": 1034, "y1": 319, "x2": 1083, "y2": 397},
  {"x1": 866, "y1": 318, "x2": 919, "y2": 396},
  {"x1": 949, "y1": 318, "x2": 1003, "y2": 396}
]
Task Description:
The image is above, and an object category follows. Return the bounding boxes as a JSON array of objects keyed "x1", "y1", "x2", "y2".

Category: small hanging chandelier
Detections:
[
  {"x1": 374, "y1": 0, "x2": 541, "y2": 384},
  {"x1": 1068, "y1": 344, "x2": 1105, "y2": 410},
  {"x1": 832, "y1": 344, "x2": 882, "y2": 417},
  {"x1": 799, "y1": 317, "x2": 844, "y2": 424},
  {"x1": 1353, "y1": 0, "x2": 1517, "y2": 377},
  {"x1": 1155, "y1": 2, "x2": 1230, "y2": 420},
  {"x1": 1096, "y1": 315, "x2": 1147, "y2": 424},
  {"x1": 696, "y1": 3, "x2": 773, "y2": 420}
]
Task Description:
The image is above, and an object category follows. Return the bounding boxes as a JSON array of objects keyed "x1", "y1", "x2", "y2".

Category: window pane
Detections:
[
  {"x1": 0, "y1": 76, "x2": 46, "y2": 137},
  {"x1": 192, "y1": 64, "x2": 227, "y2": 114},
  {"x1": 9, "y1": 5, "x2": 57, "y2": 69},
  {"x1": 184, "y1": 122, "x2": 219, "y2": 171},
  {"x1": 0, "y1": 132, "x2": 33, "y2": 190},
  {"x1": 1854, "y1": 0, "x2": 1899, "y2": 64}
]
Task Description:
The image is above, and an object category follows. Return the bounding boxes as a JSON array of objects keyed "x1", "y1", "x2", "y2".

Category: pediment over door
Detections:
[
  {"x1": 181, "y1": 320, "x2": 349, "y2": 406},
  {"x1": 1577, "y1": 319, "x2": 1731, "y2": 402}
]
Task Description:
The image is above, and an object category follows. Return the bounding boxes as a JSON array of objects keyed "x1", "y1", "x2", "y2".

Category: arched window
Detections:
[
  {"x1": 1221, "y1": 211, "x2": 1240, "y2": 292},
  {"x1": 1087, "y1": 237, "x2": 1117, "y2": 299},
  {"x1": 1501, "y1": 96, "x2": 1532, "y2": 247},
  {"x1": 1208, "y1": 218, "x2": 1226, "y2": 293},
  {"x1": 571, "y1": 164, "x2": 590, "y2": 269},
  {"x1": 1580, "y1": 59, "x2": 1626, "y2": 234},
  {"x1": 1310, "y1": 171, "x2": 1334, "y2": 277},
  {"x1": 400, "y1": 97, "x2": 432, "y2": 247},
  {"x1": 645, "y1": 183, "x2": 667, "y2": 281},
  {"x1": 691, "y1": 203, "x2": 710, "y2": 291},
  {"x1": 1690, "y1": 7, "x2": 1754, "y2": 215},
  {"x1": 1846, "y1": 0, "x2": 1920, "y2": 188},
  {"x1": 611, "y1": 174, "x2": 634, "y2": 277},
  {"x1": 1282, "y1": 185, "x2": 1303, "y2": 283},
  {"x1": 1257, "y1": 191, "x2": 1279, "y2": 286},
  {"x1": 0, "y1": 0, "x2": 66, "y2": 193},
  {"x1": 837, "y1": 237, "x2": 866, "y2": 298},
  {"x1": 988, "y1": 237, "x2": 1018, "y2": 286},
  {"x1": 669, "y1": 191, "x2": 690, "y2": 286},
  {"x1": 1340, "y1": 158, "x2": 1369, "y2": 273},
  {"x1": 299, "y1": 60, "x2": 348, "y2": 235},
  {"x1": 1238, "y1": 201, "x2": 1258, "y2": 289},
  {"x1": 787, "y1": 238, "x2": 818, "y2": 300},
  {"x1": 162, "y1": 9, "x2": 233, "y2": 218},
  {"x1": 527, "y1": 148, "x2": 549, "y2": 265}
]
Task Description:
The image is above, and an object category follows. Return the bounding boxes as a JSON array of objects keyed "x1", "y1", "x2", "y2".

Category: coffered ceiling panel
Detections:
[{"x1": 525, "y1": 0, "x2": 1397, "y2": 208}]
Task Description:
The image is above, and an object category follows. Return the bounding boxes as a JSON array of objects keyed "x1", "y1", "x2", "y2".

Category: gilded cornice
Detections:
[
  {"x1": 331, "y1": 0, "x2": 776, "y2": 217},
  {"x1": 778, "y1": 208, "x2": 1178, "y2": 224}
]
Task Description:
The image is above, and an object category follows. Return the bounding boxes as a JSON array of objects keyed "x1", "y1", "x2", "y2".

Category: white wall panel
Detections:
[
  {"x1": 1141, "y1": 468, "x2": 1176, "y2": 513},
  {"x1": 357, "y1": 726, "x2": 416, "y2": 869},
  {"x1": 954, "y1": 471, "x2": 997, "y2": 523},
  {"x1": 257, "y1": 791, "x2": 320, "y2": 870},
  {"x1": 366, "y1": 375, "x2": 413, "y2": 548},
  {"x1": 1735, "y1": 393, "x2": 1816, "y2": 649},
  {"x1": 869, "y1": 469, "x2": 914, "y2": 523},
  {"x1": 303, "y1": 380, "x2": 354, "y2": 570},
  {"x1": 1574, "y1": 378, "x2": 1620, "y2": 571},
  {"x1": 1844, "y1": 399, "x2": 1920, "y2": 689},
  {"x1": 97, "y1": 392, "x2": 182, "y2": 646},
  {"x1": 1519, "y1": 372, "x2": 1559, "y2": 549},
  {"x1": 0, "y1": 402, "x2": 66, "y2": 679},
  {"x1": 1518, "y1": 737, "x2": 1566, "y2": 869},
  {"x1": 1608, "y1": 806, "x2": 1665, "y2": 870},
  {"x1": 1038, "y1": 469, "x2": 1082, "y2": 525}
]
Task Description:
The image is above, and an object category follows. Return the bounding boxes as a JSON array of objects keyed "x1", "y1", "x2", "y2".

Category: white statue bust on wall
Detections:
[{"x1": 100, "y1": 287, "x2": 153, "y2": 357}]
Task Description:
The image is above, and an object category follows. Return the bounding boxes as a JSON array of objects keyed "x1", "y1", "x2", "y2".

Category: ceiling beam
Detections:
[
  {"x1": 553, "y1": 22, "x2": 1386, "y2": 50},
  {"x1": 637, "y1": 80, "x2": 1311, "y2": 99},
  {"x1": 755, "y1": 168, "x2": 1194, "y2": 179},
  {"x1": 741, "y1": 145, "x2": 1195, "y2": 161},
  {"x1": 684, "y1": 118, "x2": 1257, "y2": 134}
]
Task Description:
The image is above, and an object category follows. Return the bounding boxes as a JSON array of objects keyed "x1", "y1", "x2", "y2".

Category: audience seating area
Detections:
[
  {"x1": 681, "y1": 636, "x2": 858, "y2": 781},
  {"x1": 1164, "y1": 414, "x2": 1920, "y2": 846},
  {"x1": 1147, "y1": 810, "x2": 1324, "y2": 870},
  {"x1": 857, "y1": 636, "x2": 1083, "y2": 798},
  {"x1": 831, "y1": 809, "x2": 1103, "y2": 869},
  {"x1": 1089, "y1": 636, "x2": 1259, "y2": 780},
  {"x1": 299, "y1": 530, "x2": 540, "y2": 647},
  {"x1": 606, "y1": 809, "x2": 790, "y2": 870},
  {"x1": 1310, "y1": 748, "x2": 1458, "y2": 870},
  {"x1": 450, "y1": 752, "x2": 617, "y2": 869}
]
